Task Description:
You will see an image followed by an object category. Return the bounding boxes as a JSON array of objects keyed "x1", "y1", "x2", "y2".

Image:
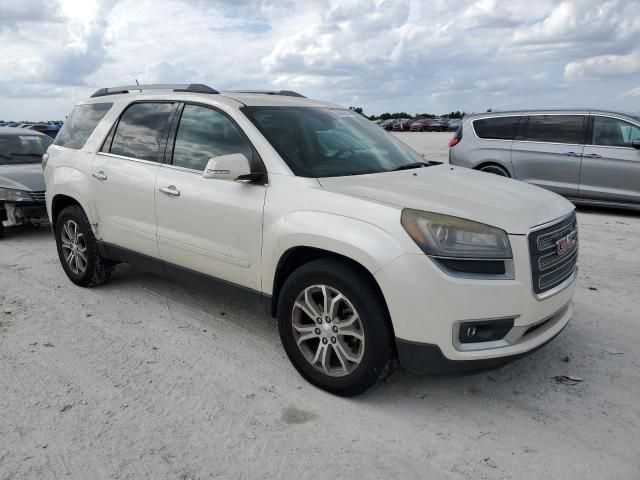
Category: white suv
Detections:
[{"x1": 44, "y1": 84, "x2": 578, "y2": 396}]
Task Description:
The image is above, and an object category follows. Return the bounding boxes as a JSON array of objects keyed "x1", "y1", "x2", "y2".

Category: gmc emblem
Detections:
[{"x1": 556, "y1": 230, "x2": 578, "y2": 256}]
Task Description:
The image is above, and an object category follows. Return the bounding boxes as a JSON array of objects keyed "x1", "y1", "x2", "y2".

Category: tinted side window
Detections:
[
  {"x1": 592, "y1": 116, "x2": 640, "y2": 147},
  {"x1": 108, "y1": 103, "x2": 174, "y2": 162},
  {"x1": 524, "y1": 115, "x2": 585, "y2": 144},
  {"x1": 54, "y1": 103, "x2": 112, "y2": 149},
  {"x1": 172, "y1": 104, "x2": 252, "y2": 171},
  {"x1": 473, "y1": 117, "x2": 519, "y2": 140}
]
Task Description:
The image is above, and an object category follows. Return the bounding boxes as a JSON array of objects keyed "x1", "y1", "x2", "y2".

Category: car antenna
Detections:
[{"x1": 135, "y1": 79, "x2": 141, "y2": 92}]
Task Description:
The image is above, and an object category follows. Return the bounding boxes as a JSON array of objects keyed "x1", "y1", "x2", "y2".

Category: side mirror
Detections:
[
  {"x1": 203, "y1": 153, "x2": 251, "y2": 181},
  {"x1": 632, "y1": 139, "x2": 640, "y2": 150}
]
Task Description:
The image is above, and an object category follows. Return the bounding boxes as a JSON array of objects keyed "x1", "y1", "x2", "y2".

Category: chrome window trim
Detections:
[{"x1": 96, "y1": 152, "x2": 161, "y2": 166}]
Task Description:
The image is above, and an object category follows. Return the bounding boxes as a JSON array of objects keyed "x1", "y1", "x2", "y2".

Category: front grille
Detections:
[
  {"x1": 529, "y1": 213, "x2": 578, "y2": 295},
  {"x1": 29, "y1": 191, "x2": 46, "y2": 202}
]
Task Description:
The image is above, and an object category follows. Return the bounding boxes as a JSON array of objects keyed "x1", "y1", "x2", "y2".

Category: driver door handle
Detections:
[
  {"x1": 564, "y1": 151, "x2": 579, "y2": 157},
  {"x1": 159, "y1": 185, "x2": 180, "y2": 197},
  {"x1": 92, "y1": 171, "x2": 108, "y2": 181},
  {"x1": 584, "y1": 153, "x2": 602, "y2": 159}
]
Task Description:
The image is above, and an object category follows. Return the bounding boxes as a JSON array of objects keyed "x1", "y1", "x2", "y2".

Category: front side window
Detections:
[
  {"x1": 172, "y1": 104, "x2": 253, "y2": 171},
  {"x1": 242, "y1": 107, "x2": 425, "y2": 177},
  {"x1": 591, "y1": 116, "x2": 640, "y2": 147},
  {"x1": 473, "y1": 117, "x2": 519, "y2": 140},
  {"x1": 54, "y1": 103, "x2": 112, "y2": 149},
  {"x1": 0, "y1": 134, "x2": 53, "y2": 165},
  {"x1": 107, "y1": 102, "x2": 174, "y2": 162},
  {"x1": 524, "y1": 115, "x2": 585, "y2": 144}
]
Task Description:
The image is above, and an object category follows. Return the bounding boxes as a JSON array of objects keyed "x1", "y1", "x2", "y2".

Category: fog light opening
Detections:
[{"x1": 458, "y1": 318, "x2": 515, "y2": 344}]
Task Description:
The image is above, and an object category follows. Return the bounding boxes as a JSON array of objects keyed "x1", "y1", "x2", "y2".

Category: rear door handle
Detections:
[
  {"x1": 159, "y1": 185, "x2": 180, "y2": 197},
  {"x1": 564, "y1": 151, "x2": 580, "y2": 157},
  {"x1": 92, "y1": 171, "x2": 108, "y2": 181},
  {"x1": 584, "y1": 153, "x2": 602, "y2": 159}
]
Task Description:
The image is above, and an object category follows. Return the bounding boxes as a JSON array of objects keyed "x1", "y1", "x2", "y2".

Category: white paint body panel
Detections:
[{"x1": 45, "y1": 90, "x2": 577, "y2": 363}]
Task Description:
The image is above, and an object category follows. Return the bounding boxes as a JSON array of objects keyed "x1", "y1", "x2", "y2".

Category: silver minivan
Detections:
[{"x1": 449, "y1": 110, "x2": 640, "y2": 210}]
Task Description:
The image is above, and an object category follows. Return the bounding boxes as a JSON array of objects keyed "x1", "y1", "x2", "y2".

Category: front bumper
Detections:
[
  {"x1": 374, "y1": 234, "x2": 576, "y2": 369},
  {"x1": 1, "y1": 201, "x2": 48, "y2": 227},
  {"x1": 396, "y1": 304, "x2": 571, "y2": 373}
]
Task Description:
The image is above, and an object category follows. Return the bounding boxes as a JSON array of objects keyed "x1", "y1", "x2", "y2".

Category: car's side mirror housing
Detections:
[
  {"x1": 632, "y1": 139, "x2": 640, "y2": 150},
  {"x1": 203, "y1": 153, "x2": 252, "y2": 181}
]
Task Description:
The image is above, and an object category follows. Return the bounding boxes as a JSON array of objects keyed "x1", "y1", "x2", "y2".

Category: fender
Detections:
[
  {"x1": 262, "y1": 210, "x2": 408, "y2": 295},
  {"x1": 47, "y1": 166, "x2": 99, "y2": 235}
]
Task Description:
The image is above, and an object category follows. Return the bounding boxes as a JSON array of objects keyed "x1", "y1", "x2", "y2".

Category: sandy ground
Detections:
[{"x1": 1, "y1": 132, "x2": 639, "y2": 479}]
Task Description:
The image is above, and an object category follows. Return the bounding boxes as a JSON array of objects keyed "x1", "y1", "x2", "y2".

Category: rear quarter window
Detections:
[
  {"x1": 473, "y1": 117, "x2": 519, "y2": 140},
  {"x1": 54, "y1": 103, "x2": 113, "y2": 149}
]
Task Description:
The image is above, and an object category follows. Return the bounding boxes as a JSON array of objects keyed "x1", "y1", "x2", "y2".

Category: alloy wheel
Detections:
[
  {"x1": 60, "y1": 219, "x2": 88, "y2": 275},
  {"x1": 291, "y1": 285, "x2": 365, "y2": 377}
]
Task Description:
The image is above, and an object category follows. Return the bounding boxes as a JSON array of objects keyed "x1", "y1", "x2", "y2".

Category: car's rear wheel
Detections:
[
  {"x1": 55, "y1": 205, "x2": 113, "y2": 287},
  {"x1": 277, "y1": 259, "x2": 398, "y2": 396},
  {"x1": 478, "y1": 164, "x2": 510, "y2": 177}
]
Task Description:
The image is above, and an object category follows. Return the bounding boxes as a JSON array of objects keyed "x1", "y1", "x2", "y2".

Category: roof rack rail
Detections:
[
  {"x1": 90, "y1": 83, "x2": 219, "y2": 98},
  {"x1": 226, "y1": 90, "x2": 306, "y2": 98}
]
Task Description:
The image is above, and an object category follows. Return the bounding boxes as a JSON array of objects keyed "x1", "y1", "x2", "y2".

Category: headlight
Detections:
[
  {"x1": 401, "y1": 209, "x2": 512, "y2": 259},
  {"x1": 0, "y1": 187, "x2": 32, "y2": 202}
]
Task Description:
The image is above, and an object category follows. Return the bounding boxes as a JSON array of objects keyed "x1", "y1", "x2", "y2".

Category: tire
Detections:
[
  {"x1": 54, "y1": 205, "x2": 113, "y2": 287},
  {"x1": 478, "y1": 164, "x2": 510, "y2": 177},
  {"x1": 277, "y1": 258, "x2": 398, "y2": 396}
]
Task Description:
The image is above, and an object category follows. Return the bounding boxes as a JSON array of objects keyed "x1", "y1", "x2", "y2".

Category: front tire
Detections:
[
  {"x1": 277, "y1": 259, "x2": 398, "y2": 396},
  {"x1": 55, "y1": 205, "x2": 113, "y2": 287}
]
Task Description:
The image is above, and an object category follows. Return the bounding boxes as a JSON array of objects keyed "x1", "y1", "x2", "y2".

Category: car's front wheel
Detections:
[
  {"x1": 55, "y1": 205, "x2": 113, "y2": 287},
  {"x1": 277, "y1": 259, "x2": 398, "y2": 396}
]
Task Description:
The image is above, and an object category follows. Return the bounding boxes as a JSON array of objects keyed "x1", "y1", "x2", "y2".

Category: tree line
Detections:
[{"x1": 349, "y1": 107, "x2": 466, "y2": 121}]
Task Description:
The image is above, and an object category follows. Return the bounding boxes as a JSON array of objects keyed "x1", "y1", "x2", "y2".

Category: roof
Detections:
[
  {"x1": 81, "y1": 84, "x2": 341, "y2": 109},
  {"x1": 0, "y1": 127, "x2": 48, "y2": 136},
  {"x1": 464, "y1": 109, "x2": 640, "y2": 120}
]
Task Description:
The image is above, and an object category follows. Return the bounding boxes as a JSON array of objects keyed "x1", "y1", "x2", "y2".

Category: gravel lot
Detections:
[{"x1": 1, "y1": 132, "x2": 639, "y2": 479}]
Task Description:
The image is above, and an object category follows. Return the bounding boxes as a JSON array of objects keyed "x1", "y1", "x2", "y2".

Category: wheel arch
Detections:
[
  {"x1": 474, "y1": 161, "x2": 512, "y2": 177},
  {"x1": 268, "y1": 246, "x2": 392, "y2": 330}
]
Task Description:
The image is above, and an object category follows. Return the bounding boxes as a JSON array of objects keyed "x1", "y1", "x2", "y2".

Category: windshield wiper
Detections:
[{"x1": 390, "y1": 162, "x2": 430, "y2": 171}]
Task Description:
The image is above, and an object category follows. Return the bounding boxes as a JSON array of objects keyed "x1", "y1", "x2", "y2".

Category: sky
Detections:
[{"x1": 1, "y1": 0, "x2": 639, "y2": 120}]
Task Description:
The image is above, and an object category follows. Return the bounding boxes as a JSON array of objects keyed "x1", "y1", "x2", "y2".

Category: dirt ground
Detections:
[{"x1": 1, "y1": 132, "x2": 639, "y2": 479}]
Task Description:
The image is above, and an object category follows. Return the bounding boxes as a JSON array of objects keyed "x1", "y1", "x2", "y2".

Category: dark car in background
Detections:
[
  {"x1": 409, "y1": 118, "x2": 432, "y2": 131},
  {"x1": 447, "y1": 119, "x2": 462, "y2": 131},
  {"x1": 391, "y1": 118, "x2": 414, "y2": 131},
  {"x1": 0, "y1": 127, "x2": 52, "y2": 237}
]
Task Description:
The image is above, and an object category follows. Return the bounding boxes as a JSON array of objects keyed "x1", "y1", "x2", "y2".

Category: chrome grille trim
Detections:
[
  {"x1": 528, "y1": 212, "x2": 578, "y2": 297},
  {"x1": 29, "y1": 191, "x2": 46, "y2": 202}
]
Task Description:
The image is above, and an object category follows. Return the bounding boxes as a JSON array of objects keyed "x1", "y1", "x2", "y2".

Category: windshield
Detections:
[
  {"x1": 242, "y1": 107, "x2": 425, "y2": 177},
  {"x1": 0, "y1": 134, "x2": 52, "y2": 165}
]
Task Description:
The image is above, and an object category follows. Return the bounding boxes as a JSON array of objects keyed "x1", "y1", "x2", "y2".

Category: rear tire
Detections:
[
  {"x1": 277, "y1": 259, "x2": 398, "y2": 396},
  {"x1": 55, "y1": 205, "x2": 113, "y2": 287},
  {"x1": 478, "y1": 164, "x2": 510, "y2": 177}
]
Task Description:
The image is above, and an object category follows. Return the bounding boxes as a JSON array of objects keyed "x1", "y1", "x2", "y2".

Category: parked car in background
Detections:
[
  {"x1": 0, "y1": 127, "x2": 52, "y2": 237},
  {"x1": 45, "y1": 84, "x2": 577, "y2": 396},
  {"x1": 447, "y1": 119, "x2": 462, "y2": 131},
  {"x1": 425, "y1": 118, "x2": 449, "y2": 132},
  {"x1": 409, "y1": 118, "x2": 433, "y2": 132},
  {"x1": 379, "y1": 119, "x2": 395, "y2": 130},
  {"x1": 449, "y1": 109, "x2": 640, "y2": 210},
  {"x1": 26, "y1": 123, "x2": 60, "y2": 138},
  {"x1": 392, "y1": 118, "x2": 414, "y2": 131}
]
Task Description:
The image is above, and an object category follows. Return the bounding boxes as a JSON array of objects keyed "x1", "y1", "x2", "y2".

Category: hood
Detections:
[
  {"x1": 0, "y1": 163, "x2": 46, "y2": 191},
  {"x1": 317, "y1": 165, "x2": 574, "y2": 234}
]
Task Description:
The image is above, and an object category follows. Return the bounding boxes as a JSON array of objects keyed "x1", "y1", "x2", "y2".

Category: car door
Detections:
[
  {"x1": 510, "y1": 114, "x2": 587, "y2": 197},
  {"x1": 579, "y1": 115, "x2": 640, "y2": 205},
  {"x1": 155, "y1": 103, "x2": 267, "y2": 291},
  {"x1": 91, "y1": 101, "x2": 176, "y2": 258}
]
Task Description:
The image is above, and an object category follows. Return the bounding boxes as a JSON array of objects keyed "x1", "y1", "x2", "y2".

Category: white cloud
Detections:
[
  {"x1": 565, "y1": 50, "x2": 640, "y2": 79},
  {"x1": 1, "y1": 0, "x2": 640, "y2": 120}
]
